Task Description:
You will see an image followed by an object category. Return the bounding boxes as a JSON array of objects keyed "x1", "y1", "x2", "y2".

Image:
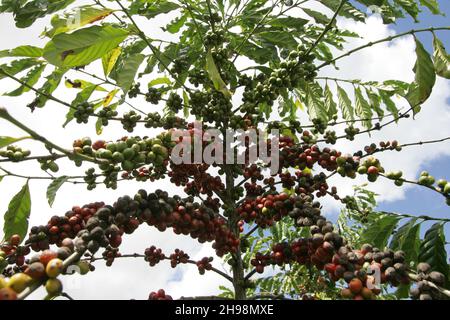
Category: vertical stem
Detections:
[{"x1": 224, "y1": 165, "x2": 246, "y2": 299}]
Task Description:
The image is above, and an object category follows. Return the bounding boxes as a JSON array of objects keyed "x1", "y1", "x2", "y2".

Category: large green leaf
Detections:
[
  {"x1": 205, "y1": 50, "x2": 231, "y2": 99},
  {"x1": 361, "y1": 214, "x2": 400, "y2": 249},
  {"x1": 302, "y1": 8, "x2": 330, "y2": 25},
  {"x1": 110, "y1": 53, "x2": 145, "y2": 93},
  {"x1": 0, "y1": 136, "x2": 31, "y2": 149},
  {"x1": 0, "y1": 45, "x2": 43, "y2": 58},
  {"x1": 43, "y1": 25, "x2": 129, "y2": 68},
  {"x1": 301, "y1": 82, "x2": 328, "y2": 123},
  {"x1": 418, "y1": 223, "x2": 449, "y2": 287},
  {"x1": 379, "y1": 90, "x2": 399, "y2": 120},
  {"x1": 5, "y1": 64, "x2": 46, "y2": 96},
  {"x1": 432, "y1": 35, "x2": 450, "y2": 79},
  {"x1": 44, "y1": 5, "x2": 115, "y2": 37},
  {"x1": 390, "y1": 218, "x2": 421, "y2": 263},
  {"x1": 365, "y1": 88, "x2": 384, "y2": 117},
  {"x1": 405, "y1": 38, "x2": 436, "y2": 113},
  {"x1": 337, "y1": 85, "x2": 354, "y2": 121},
  {"x1": 47, "y1": 176, "x2": 69, "y2": 207},
  {"x1": 324, "y1": 83, "x2": 338, "y2": 119},
  {"x1": 354, "y1": 86, "x2": 372, "y2": 128},
  {"x1": 2, "y1": 182, "x2": 31, "y2": 243}
]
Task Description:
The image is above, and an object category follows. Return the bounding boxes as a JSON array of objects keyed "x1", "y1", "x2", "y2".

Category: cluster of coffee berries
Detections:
[
  {"x1": 385, "y1": 170, "x2": 404, "y2": 186},
  {"x1": 324, "y1": 130, "x2": 337, "y2": 144},
  {"x1": 26, "y1": 202, "x2": 104, "y2": 250},
  {"x1": 97, "y1": 106, "x2": 118, "y2": 126},
  {"x1": 170, "y1": 57, "x2": 189, "y2": 75},
  {"x1": 364, "y1": 140, "x2": 401, "y2": 155},
  {"x1": 102, "y1": 247, "x2": 121, "y2": 267},
  {"x1": 196, "y1": 257, "x2": 213, "y2": 275},
  {"x1": 191, "y1": 90, "x2": 232, "y2": 123},
  {"x1": 336, "y1": 154, "x2": 360, "y2": 178},
  {"x1": 84, "y1": 168, "x2": 97, "y2": 190},
  {"x1": 188, "y1": 69, "x2": 208, "y2": 87},
  {"x1": 169, "y1": 249, "x2": 189, "y2": 268},
  {"x1": 144, "y1": 246, "x2": 165, "y2": 267},
  {"x1": 344, "y1": 126, "x2": 360, "y2": 141},
  {"x1": 0, "y1": 145, "x2": 31, "y2": 161},
  {"x1": 121, "y1": 111, "x2": 142, "y2": 132},
  {"x1": 204, "y1": 29, "x2": 226, "y2": 47},
  {"x1": 128, "y1": 83, "x2": 141, "y2": 98},
  {"x1": 0, "y1": 235, "x2": 29, "y2": 268},
  {"x1": 166, "y1": 92, "x2": 183, "y2": 113},
  {"x1": 148, "y1": 289, "x2": 172, "y2": 300},
  {"x1": 357, "y1": 156, "x2": 385, "y2": 182},
  {"x1": 279, "y1": 143, "x2": 340, "y2": 173},
  {"x1": 74, "y1": 135, "x2": 173, "y2": 175},
  {"x1": 418, "y1": 171, "x2": 436, "y2": 187},
  {"x1": 74, "y1": 102, "x2": 94, "y2": 124},
  {"x1": 410, "y1": 262, "x2": 447, "y2": 300},
  {"x1": 145, "y1": 87, "x2": 162, "y2": 104},
  {"x1": 0, "y1": 243, "x2": 79, "y2": 300}
]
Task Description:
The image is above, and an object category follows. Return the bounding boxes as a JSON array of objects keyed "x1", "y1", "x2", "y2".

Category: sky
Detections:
[{"x1": 0, "y1": 1, "x2": 449, "y2": 299}]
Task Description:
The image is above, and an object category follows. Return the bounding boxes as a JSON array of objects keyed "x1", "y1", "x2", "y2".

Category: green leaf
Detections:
[
  {"x1": 205, "y1": 49, "x2": 231, "y2": 99},
  {"x1": 0, "y1": 136, "x2": 31, "y2": 149},
  {"x1": 148, "y1": 77, "x2": 171, "y2": 87},
  {"x1": 419, "y1": 0, "x2": 441, "y2": 14},
  {"x1": 361, "y1": 214, "x2": 400, "y2": 249},
  {"x1": 44, "y1": 5, "x2": 115, "y2": 37},
  {"x1": 395, "y1": 283, "x2": 411, "y2": 299},
  {"x1": 379, "y1": 90, "x2": 399, "y2": 120},
  {"x1": 0, "y1": 58, "x2": 39, "y2": 80},
  {"x1": 63, "y1": 85, "x2": 97, "y2": 127},
  {"x1": 102, "y1": 47, "x2": 122, "y2": 77},
  {"x1": 354, "y1": 86, "x2": 372, "y2": 128},
  {"x1": 5, "y1": 64, "x2": 46, "y2": 96},
  {"x1": 432, "y1": 35, "x2": 450, "y2": 79},
  {"x1": 302, "y1": 8, "x2": 331, "y2": 25},
  {"x1": 0, "y1": 45, "x2": 43, "y2": 58},
  {"x1": 165, "y1": 12, "x2": 188, "y2": 33},
  {"x1": 14, "y1": 0, "x2": 75, "y2": 28},
  {"x1": 257, "y1": 31, "x2": 297, "y2": 50},
  {"x1": 390, "y1": 218, "x2": 421, "y2": 263},
  {"x1": 111, "y1": 53, "x2": 145, "y2": 93},
  {"x1": 394, "y1": 0, "x2": 419, "y2": 21},
  {"x1": 337, "y1": 85, "x2": 354, "y2": 121},
  {"x1": 183, "y1": 91, "x2": 189, "y2": 118},
  {"x1": 320, "y1": 0, "x2": 366, "y2": 22},
  {"x1": 46, "y1": 176, "x2": 69, "y2": 207},
  {"x1": 301, "y1": 82, "x2": 328, "y2": 123},
  {"x1": 365, "y1": 88, "x2": 384, "y2": 117},
  {"x1": 2, "y1": 182, "x2": 31, "y2": 243},
  {"x1": 33, "y1": 68, "x2": 67, "y2": 108},
  {"x1": 419, "y1": 223, "x2": 449, "y2": 287},
  {"x1": 405, "y1": 38, "x2": 436, "y2": 114},
  {"x1": 43, "y1": 25, "x2": 129, "y2": 68},
  {"x1": 131, "y1": 0, "x2": 180, "y2": 19},
  {"x1": 268, "y1": 17, "x2": 308, "y2": 32}
]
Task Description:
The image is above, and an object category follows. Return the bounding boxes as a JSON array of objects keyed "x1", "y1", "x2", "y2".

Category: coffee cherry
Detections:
[
  {"x1": 349, "y1": 278, "x2": 363, "y2": 294},
  {"x1": 25, "y1": 262, "x2": 46, "y2": 279},
  {"x1": 7, "y1": 273, "x2": 32, "y2": 293},
  {"x1": 46, "y1": 258, "x2": 63, "y2": 278},
  {"x1": 40, "y1": 250, "x2": 58, "y2": 266},
  {"x1": 0, "y1": 287, "x2": 17, "y2": 300},
  {"x1": 45, "y1": 278, "x2": 63, "y2": 297}
]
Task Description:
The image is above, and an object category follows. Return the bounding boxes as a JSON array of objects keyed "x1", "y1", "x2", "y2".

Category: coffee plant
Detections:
[{"x1": 0, "y1": 0, "x2": 449, "y2": 300}]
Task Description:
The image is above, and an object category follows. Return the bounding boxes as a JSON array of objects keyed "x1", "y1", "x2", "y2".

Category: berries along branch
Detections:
[{"x1": 0, "y1": 0, "x2": 449, "y2": 301}]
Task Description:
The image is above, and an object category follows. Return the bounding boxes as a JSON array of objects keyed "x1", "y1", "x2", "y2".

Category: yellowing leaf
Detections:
[
  {"x1": 103, "y1": 89, "x2": 119, "y2": 106},
  {"x1": 205, "y1": 49, "x2": 231, "y2": 99},
  {"x1": 102, "y1": 47, "x2": 122, "y2": 77}
]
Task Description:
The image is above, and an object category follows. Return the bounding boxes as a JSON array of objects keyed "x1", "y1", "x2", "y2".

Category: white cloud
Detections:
[{"x1": 0, "y1": 9, "x2": 449, "y2": 300}]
